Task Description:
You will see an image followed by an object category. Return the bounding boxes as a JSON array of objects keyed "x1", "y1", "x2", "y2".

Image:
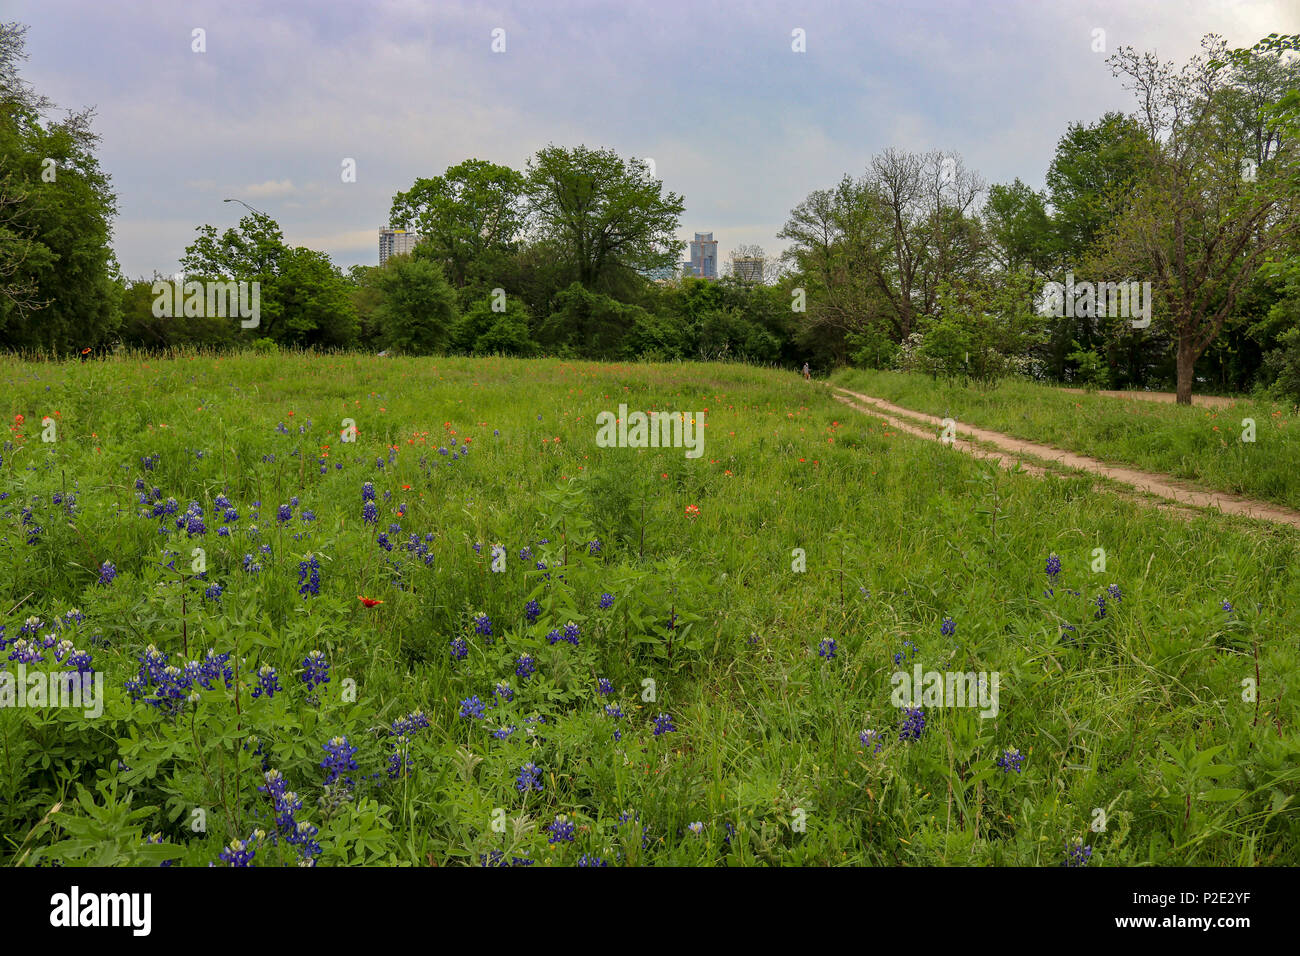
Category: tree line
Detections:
[{"x1": 2, "y1": 21, "x2": 1297, "y2": 404}]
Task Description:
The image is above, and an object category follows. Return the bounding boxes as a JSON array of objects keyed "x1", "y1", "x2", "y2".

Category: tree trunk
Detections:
[{"x1": 1175, "y1": 332, "x2": 1196, "y2": 406}]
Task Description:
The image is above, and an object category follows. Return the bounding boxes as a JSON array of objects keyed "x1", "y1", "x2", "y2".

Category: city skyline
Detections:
[{"x1": 8, "y1": 0, "x2": 1290, "y2": 278}]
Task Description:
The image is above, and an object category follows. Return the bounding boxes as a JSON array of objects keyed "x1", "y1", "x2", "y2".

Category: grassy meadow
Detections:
[{"x1": 1, "y1": 352, "x2": 1298, "y2": 866}]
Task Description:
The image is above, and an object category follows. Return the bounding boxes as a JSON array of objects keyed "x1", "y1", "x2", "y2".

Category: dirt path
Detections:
[
  {"x1": 1058, "y1": 387, "x2": 1242, "y2": 409},
  {"x1": 831, "y1": 384, "x2": 1300, "y2": 530}
]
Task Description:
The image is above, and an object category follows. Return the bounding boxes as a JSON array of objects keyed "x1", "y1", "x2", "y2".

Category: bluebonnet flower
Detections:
[
  {"x1": 515, "y1": 654, "x2": 536, "y2": 679},
  {"x1": 390, "y1": 711, "x2": 431, "y2": 737},
  {"x1": 242, "y1": 553, "x2": 262, "y2": 574},
  {"x1": 449, "y1": 637, "x2": 468, "y2": 661},
  {"x1": 362, "y1": 482, "x2": 375, "y2": 502},
  {"x1": 362, "y1": 501, "x2": 378, "y2": 524},
  {"x1": 997, "y1": 748, "x2": 1024, "y2": 773},
  {"x1": 516, "y1": 762, "x2": 543, "y2": 793},
  {"x1": 204, "y1": 582, "x2": 223, "y2": 602},
  {"x1": 524, "y1": 599, "x2": 541, "y2": 624},
  {"x1": 298, "y1": 554, "x2": 321, "y2": 598},
  {"x1": 597, "y1": 678, "x2": 614, "y2": 695},
  {"x1": 653, "y1": 713, "x2": 676, "y2": 736},
  {"x1": 98, "y1": 561, "x2": 117, "y2": 585},
  {"x1": 193, "y1": 649, "x2": 233, "y2": 689},
  {"x1": 859, "y1": 728, "x2": 885, "y2": 754},
  {"x1": 251, "y1": 664, "x2": 281, "y2": 699},
  {"x1": 604, "y1": 704, "x2": 623, "y2": 718},
  {"x1": 898, "y1": 707, "x2": 927, "y2": 742},
  {"x1": 818, "y1": 638, "x2": 837, "y2": 659},
  {"x1": 1221, "y1": 600, "x2": 1234, "y2": 613},
  {"x1": 301, "y1": 650, "x2": 329, "y2": 692},
  {"x1": 8, "y1": 639, "x2": 45, "y2": 664},
  {"x1": 1064, "y1": 838, "x2": 1092, "y2": 867},
  {"x1": 301, "y1": 509, "x2": 316, "y2": 523},
  {"x1": 893, "y1": 640, "x2": 918, "y2": 665},
  {"x1": 376, "y1": 532, "x2": 392, "y2": 551},
  {"x1": 1107, "y1": 584, "x2": 1123, "y2": 603},
  {"x1": 519, "y1": 546, "x2": 533, "y2": 560},
  {"x1": 940, "y1": 617, "x2": 955, "y2": 637},
  {"x1": 217, "y1": 830, "x2": 266, "y2": 867},
  {"x1": 459, "y1": 695, "x2": 486, "y2": 720},
  {"x1": 479, "y1": 850, "x2": 533, "y2": 867},
  {"x1": 277, "y1": 504, "x2": 292, "y2": 523},
  {"x1": 387, "y1": 738, "x2": 413, "y2": 780},
  {"x1": 1046, "y1": 554, "x2": 1061, "y2": 579},
  {"x1": 599, "y1": 593, "x2": 614, "y2": 610},
  {"x1": 493, "y1": 725, "x2": 516, "y2": 739},
  {"x1": 546, "y1": 816, "x2": 576, "y2": 843},
  {"x1": 1093, "y1": 595, "x2": 1107, "y2": 620},
  {"x1": 473, "y1": 612, "x2": 493, "y2": 637},
  {"x1": 577, "y1": 854, "x2": 607, "y2": 867},
  {"x1": 494, "y1": 681, "x2": 514, "y2": 703},
  {"x1": 321, "y1": 736, "x2": 359, "y2": 786},
  {"x1": 588, "y1": 540, "x2": 602, "y2": 556}
]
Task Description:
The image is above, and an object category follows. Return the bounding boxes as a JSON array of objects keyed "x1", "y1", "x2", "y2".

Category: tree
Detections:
[
  {"x1": 181, "y1": 213, "x2": 356, "y2": 347},
  {"x1": 917, "y1": 270, "x2": 1046, "y2": 384},
  {"x1": 370, "y1": 256, "x2": 459, "y2": 355},
  {"x1": 779, "y1": 150, "x2": 987, "y2": 365},
  {"x1": 0, "y1": 21, "x2": 119, "y2": 352},
  {"x1": 524, "y1": 145, "x2": 684, "y2": 292},
  {"x1": 274, "y1": 247, "x2": 358, "y2": 348},
  {"x1": 538, "y1": 281, "x2": 650, "y2": 358},
  {"x1": 1094, "y1": 34, "x2": 1300, "y2": 404},
  {"x1": 984, "y1": 179, "x2": 1053, "y2": 276},
  {"x1": 390, "y1": 159, "x2": 526, "y2": 288},
  {"x1": 180, "y1": 212, "x2": 287, "y2": 338},
  {"x1": 1045, "y1": 112, "x2": 1149, "y2": 263},
  {"x1": 725, "y1": 243, "x2": 782, "y2": 283}
]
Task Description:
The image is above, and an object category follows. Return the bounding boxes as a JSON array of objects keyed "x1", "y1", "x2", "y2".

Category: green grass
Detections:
[
  {"x1": 832, "y1": 368, "x2": 1300, "y2": 512},
  {"x1": 1, "y1": 351, "x2": 1298, "y2": 866}
]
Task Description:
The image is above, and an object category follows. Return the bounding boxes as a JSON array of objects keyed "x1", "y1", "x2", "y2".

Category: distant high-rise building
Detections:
[
  {"x1": 379, "y1": 227, "x2": 419, "y2": 266},
  {"x1": 688, "y1": 232, "x2": 718, "y2": 279},
  {"x1": 732, "y1": 256, "x2": 765, "y2": 283}
]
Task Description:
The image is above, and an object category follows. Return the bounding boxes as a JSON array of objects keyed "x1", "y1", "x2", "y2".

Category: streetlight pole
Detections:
[{"x1": 223, "y1": 197, "x2": 269, "y2": 218}]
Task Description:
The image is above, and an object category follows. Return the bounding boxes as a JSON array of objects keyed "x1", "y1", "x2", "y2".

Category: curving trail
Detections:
[{"x1": 830, "y1": 384, "x2": 1300, "y2": 530}]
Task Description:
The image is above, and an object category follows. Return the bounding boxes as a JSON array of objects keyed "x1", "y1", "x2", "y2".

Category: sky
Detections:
[{"x1": 10, "y1": 0, "x2": 1298, "y2": 278}]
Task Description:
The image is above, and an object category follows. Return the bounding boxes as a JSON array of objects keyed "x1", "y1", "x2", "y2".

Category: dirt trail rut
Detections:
[{"x1": 831, "y1": 385, "x2": 1300, "y2": 530}]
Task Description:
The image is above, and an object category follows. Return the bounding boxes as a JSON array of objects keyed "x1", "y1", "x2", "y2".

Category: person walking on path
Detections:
[{"x1": 802, "y1": 362, "x2": 811, "y2": 380}]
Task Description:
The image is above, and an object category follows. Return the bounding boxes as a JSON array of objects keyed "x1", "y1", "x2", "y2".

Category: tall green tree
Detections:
[
  {"x1": 524, "y1": 145, "x2": 684, "y2": 292},
  {"x1": 389, "y1": 159, "x2": 526, "y2": 288},
  {"x1": 370, "y1": 256, "x2": 459, "y2": 355},
  {"x1": 1045, "y1": 112, "x2": 1148, "y2": 264},
  {"x1": 1094, "y1": 34, "x2": 1300, "y2": 404},
  {"x1": 0, "y1": 21, "x2": 119, "y2": 352}
]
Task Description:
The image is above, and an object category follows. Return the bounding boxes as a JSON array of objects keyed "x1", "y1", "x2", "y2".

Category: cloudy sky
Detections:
[{"x1": 10, "y1": 0, "x2": 1295, "y2": 277}]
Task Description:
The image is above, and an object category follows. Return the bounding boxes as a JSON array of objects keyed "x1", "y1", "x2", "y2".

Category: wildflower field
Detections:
[{"x1": 2, "y1": 351, "x2": 1298, "y2": 867}]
